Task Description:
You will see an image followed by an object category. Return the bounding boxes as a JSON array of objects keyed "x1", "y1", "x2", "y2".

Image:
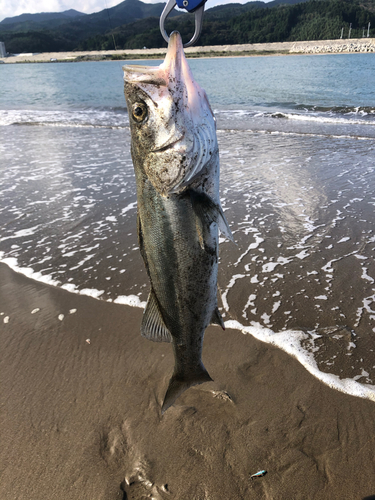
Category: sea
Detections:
[{"x1": 1, "y1": 53, "x2": 375, "y2": 401}]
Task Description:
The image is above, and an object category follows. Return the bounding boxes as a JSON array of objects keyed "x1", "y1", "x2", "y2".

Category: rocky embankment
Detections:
[{"x1": 290, "y1": 38, "x2": 375, "y2": 54}]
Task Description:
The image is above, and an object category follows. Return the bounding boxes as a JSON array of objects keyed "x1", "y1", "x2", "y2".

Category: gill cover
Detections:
[{"x1": 124, "y1": 31, "x2": 217, "y2": 195}]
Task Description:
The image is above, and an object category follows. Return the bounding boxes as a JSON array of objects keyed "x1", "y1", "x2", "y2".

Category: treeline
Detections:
[
  {"x1": 79, "y1": 0, "x2": 375, "y2": 50},
  {"x1": 0, "y1": 0, "x2": 179, "y2": 53},
  {"x1": 1, "y1": 31, "x2": 76, "y2": 53},
  {"x1": 1, "y1": 0, "x2": 375, "y2": 53}
]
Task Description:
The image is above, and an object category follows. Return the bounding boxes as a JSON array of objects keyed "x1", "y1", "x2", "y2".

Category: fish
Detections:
[{"x1": 123, "y1": 31, "x2": 233, "y2": 413}]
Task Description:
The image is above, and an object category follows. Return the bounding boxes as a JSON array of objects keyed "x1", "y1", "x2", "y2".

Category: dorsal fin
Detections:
[{"x1": 141, "y1": 289, "x2": 172, "y2": 343}]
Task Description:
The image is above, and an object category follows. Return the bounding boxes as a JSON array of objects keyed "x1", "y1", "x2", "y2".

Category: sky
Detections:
[{"x1": 0, "y1": 0, "x2": 272, "y2": 23}]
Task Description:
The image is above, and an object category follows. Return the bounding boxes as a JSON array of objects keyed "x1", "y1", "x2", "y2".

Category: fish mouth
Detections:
[
  {"x1": 151, "y1": 133, "x2": 185, "y2": 153},
  {"x1": 123, "y1": 65, "x2": 167, "y2": 86}
]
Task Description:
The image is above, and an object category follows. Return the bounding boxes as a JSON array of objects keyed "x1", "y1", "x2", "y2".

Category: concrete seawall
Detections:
[
  {"x1": 289, "y1": 38, "x2": 375, "y2": 54},
  {"x1": 1, "y1": 38, "x2": 374, "y2": 63}
]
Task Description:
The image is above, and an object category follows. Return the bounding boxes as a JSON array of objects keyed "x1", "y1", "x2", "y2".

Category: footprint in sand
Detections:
[
  {"x1": 100, "y1": 423, "x2": 169, "y2": 499},
  {"x1": 122, "y1": 470, "x2": 169, "y2": 500}
]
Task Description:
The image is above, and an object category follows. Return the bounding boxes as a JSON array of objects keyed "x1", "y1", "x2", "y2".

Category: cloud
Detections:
[
  {"x1": 0, "y1": 0, "x2": 117, "y2": 21},
  {"x1": 0, "y1": 0, "x2": 271, "y2": 23}
]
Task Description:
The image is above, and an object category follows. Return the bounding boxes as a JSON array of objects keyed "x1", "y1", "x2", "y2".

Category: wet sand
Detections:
[{"x1": 1, "y1": 261, "x2": 375, "y2": 499}]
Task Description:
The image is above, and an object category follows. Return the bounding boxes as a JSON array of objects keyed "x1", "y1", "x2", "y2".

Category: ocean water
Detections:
[{"x1": 1, "y1": 54, "x2": 375, "y2": 401}]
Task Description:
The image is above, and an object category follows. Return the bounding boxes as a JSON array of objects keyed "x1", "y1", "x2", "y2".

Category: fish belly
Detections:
[{"x1": 138, "y1": 179, "x2": 218, "y2": 347}]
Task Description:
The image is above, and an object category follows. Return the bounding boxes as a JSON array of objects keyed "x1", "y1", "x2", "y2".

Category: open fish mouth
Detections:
[{"x1": 151, "y1": 133, "x2": 185, "y2": 153}]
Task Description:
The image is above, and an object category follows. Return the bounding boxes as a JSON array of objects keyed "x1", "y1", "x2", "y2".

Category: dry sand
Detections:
[
  {"x1": 1, "y1": 261, "x2": 375, "y2": 499},
  {"x1": 1, "y1": 38, "x2": 374, "y2": 63}
]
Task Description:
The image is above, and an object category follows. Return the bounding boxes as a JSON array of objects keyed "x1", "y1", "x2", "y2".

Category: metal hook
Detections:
[{"x1": 160, "y1": 0, "x2": 205, "y2": 48}]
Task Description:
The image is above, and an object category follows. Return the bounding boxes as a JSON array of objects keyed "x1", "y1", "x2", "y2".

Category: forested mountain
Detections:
[
  {"x1": 0, "y1": 10, "x2": 84, "y2": 26},
  {"x1": 0, "y1": 0, "x2": 182, "y2": 52},
  {"x1": 78, "y1": 0, "x2": 375, "y2": 50},
  {"x1": 0, "y1": 0, "x2": 180, "y2": 34},
  {"x1": 0, "y1": 0, "x2": 374, "y2": 54}
]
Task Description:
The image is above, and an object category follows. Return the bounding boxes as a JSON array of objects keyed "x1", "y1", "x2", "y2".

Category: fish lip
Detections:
[{"x1": 151, "y1": 133, "x2": 185, "y2": 153}]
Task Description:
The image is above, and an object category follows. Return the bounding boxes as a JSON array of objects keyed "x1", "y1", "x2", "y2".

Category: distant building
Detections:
[{"x1": 0, "y1": 42, "x2": 6, "y2": 57}]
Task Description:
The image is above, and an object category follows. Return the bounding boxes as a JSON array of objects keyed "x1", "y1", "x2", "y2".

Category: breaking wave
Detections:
[{"x1": 0, "y1": 107, "x2": 129, "y2": 128}]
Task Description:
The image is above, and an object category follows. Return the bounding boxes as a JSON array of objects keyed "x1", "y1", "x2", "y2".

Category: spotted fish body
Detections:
[{"x1": 123, "y1": 32, "x2": 232, "y2": 413}]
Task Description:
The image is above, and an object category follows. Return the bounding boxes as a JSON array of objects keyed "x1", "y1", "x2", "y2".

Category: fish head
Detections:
[{"x1": 124, "y1": 31, "x2": 217, "y2": 196}]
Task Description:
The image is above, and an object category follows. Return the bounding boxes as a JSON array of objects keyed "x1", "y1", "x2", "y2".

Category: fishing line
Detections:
[{"x1": 104, "y1": 0, "x2": 118, "y2": 50}]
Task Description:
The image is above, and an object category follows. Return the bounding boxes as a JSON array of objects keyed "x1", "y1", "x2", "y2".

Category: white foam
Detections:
[
  {"x1": 114, "y1": 295, "x2": 147, "y2": 308},
  {"x1": 272, "y1": 301, "x2": 281, "y2": 313},
  {"x1": 225, "y1": 319, "x2": 375, "y2": 402},
  {"x1": 361, "y1": 267, "x2": 374, "y2": 284},
  {"x1": 2, "y1": 255, "x2": 374, "y2": 403},
  {"x1": 121, "y1": 201, "x2": 137, "y2": 215},
  {"x1": 272, "y1": 111, "x2": 375, "y2": 128},
  {"x1": 1, "y1": 226, "x2": 40, "y2": 242},
  {"x1": 61, "y1": 283, "x2": 77, "y2": 293},
  {"x1": 295, "y1": 249, "x2": 310, "y2": 260},
  {"x1": 0, "y1": 255, "x2": 103, "y2": 301},
  {"x1": 79, "y1": 288, "x2": 104, "y2": 298},
  {"x1": 221, "y1": 274, "x2": 248, "y2": 311},
  {"x1": 233, "y1": 234, "x2": 264, "y2": 267},
  {"x1": 262, "y1": 262, "x2": 278, "y2": 273},
  {"x1": 0, "y1": 108, "x2": 129, "y2": 128},
  {"x1": 1, "y1": 256, "x2": 60, "y2": 286}
]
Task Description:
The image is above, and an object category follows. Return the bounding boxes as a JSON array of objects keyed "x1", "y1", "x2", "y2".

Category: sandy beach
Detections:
[
  {"x1": 1, "y1": 261, "x2": 375, "y2": 499},
  {"x1": 1, "y1": 44, "x2": 375, "y2": 500},
  {"x1": 1, "y1": 38, "x2": 374, "y2": 63}
]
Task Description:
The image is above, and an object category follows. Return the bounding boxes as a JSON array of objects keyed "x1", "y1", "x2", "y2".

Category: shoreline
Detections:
[
  {"x1": 2, "y1": 261, "x2": 375, "y2": 498},
  {"x1": 1, "y1": 38, "x2": 374, "y2": 63},
  {"x1": 2, "y1": 249, "x2": 375, "y2": 404}
]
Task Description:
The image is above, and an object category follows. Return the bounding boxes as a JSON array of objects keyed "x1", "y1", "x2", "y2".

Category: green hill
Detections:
[
  {"x1": 0, "y1": 9, "x2": 84, "y2": 27},
  {"x1": 79, "y1": 0, "x2": 375, "y2": 50},
  {"x1": 1, "y1": 0, "x2": 374, "y2": 54},
  {"x1": 0, "y1": 0, "x2": 183, "y2": 53},
  {"x1": 0, "y1": 9, "x2": 84, "y2": 25}
]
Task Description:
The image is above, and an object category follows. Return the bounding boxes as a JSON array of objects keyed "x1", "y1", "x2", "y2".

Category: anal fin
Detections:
[
  {"x1": 141, "y1": 289, "x2": 172, "y2": 343},
  {"x1": 210, "y1": 307, "x2": 225, "y2": 330}
]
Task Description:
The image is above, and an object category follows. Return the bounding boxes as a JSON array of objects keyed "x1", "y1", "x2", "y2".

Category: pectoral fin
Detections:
[
  {"x1": 189, "y1": 189, "x2": 234, "y2": 244},
  {"x1": 141, "y1": 289, "x2": 172, "y2": 343}
]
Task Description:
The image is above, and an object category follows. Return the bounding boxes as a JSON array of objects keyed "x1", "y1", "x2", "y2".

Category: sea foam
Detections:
[{"x1": 1, "y1": 254, "x2": 374, "y2": 404}]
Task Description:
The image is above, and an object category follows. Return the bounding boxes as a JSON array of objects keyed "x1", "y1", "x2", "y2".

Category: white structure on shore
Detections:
[{"x1": 0, "y1": 42, "x2": 6, "y2": 57}]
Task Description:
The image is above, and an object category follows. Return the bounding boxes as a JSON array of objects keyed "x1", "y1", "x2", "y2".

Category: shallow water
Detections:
[{"x1": 1, "y1": 54, "x2": 375, "y2": 399}]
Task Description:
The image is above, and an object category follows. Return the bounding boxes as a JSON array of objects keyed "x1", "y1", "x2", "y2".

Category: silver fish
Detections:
[{"x1": 123, "y1": 31, "x2": 233, "y2": 413}]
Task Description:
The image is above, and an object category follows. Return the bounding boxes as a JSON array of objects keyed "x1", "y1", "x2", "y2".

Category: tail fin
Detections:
[{"x1": 161, "y1": 365, "x2": 213, "y2": 414}]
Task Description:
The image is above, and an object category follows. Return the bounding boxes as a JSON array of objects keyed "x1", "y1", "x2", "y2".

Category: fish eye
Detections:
[{"x1": 131, "y1": 102, "x2": 148, "y2": 123}]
